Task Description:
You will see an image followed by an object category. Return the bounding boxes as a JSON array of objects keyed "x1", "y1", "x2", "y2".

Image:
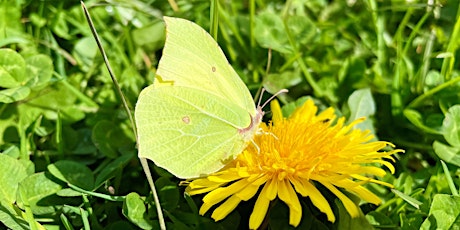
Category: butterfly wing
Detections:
[
  {"x1": 136, "y1": 86, "x2": 251, "y2": 178},
  {"x1": 156, "y1": 17, "x2": 256, "y2": 117}
]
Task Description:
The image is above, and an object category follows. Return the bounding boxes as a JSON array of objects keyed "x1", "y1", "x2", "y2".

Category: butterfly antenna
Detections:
[
  {"x1": 257, "y1": 88, "x2": 266, "y2": 108},
  {"x1": 260, "y1": 89, "x2": 289, "y2": 109},
  {"x1": 257, "y1": 49, "x2": 287, "y2": 109}
]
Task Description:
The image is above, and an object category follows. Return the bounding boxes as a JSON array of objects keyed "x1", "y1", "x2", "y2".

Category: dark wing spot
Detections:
[
  {"x1": 182, "y1": 116, "x2": 191, "y2": 124},
  {"x1": 211, "y1": 66, "x2": 216, "y2": 72}
]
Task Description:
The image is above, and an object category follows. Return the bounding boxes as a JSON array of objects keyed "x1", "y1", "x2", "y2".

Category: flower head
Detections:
[{"x1": 186, "y1": 99, "x2": 402, "y2": 229}]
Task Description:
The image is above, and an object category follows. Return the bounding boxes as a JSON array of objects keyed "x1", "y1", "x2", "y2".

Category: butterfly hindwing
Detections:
[{"x1": 136, "y1": 86, "x2": 251, "y2": 178}]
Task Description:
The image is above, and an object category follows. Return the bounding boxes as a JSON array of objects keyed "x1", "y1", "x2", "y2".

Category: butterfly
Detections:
[{"x1": 135, "y1": 17, "x2": 264, "y2": 179}]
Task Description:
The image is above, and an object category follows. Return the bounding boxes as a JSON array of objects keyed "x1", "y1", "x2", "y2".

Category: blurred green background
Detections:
[{"x1": 1, "y1": 0, "x2": 460, "y2": 229}]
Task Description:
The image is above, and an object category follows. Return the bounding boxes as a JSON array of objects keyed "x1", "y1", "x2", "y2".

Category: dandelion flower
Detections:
[{"x1": 185, "y1": 99, "x2": 402, "y2": 229}]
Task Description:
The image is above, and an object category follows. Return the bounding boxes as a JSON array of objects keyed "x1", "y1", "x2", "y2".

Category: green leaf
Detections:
[
  {"x1": 0, "y1": 86, "x2": 31, "y2": 103},
  {"x1": 404, "y1": 109, "x2": 442, "y2": 135},
  {"x1": 56, "y1": 188, "x2": 83, "y2": 197},
  {"x1": 0, "y1": 154, "x2": 28, "y2": 204},
  {"x1": 1, "y1": 144, "x2": 20, "y2": 158},
  {"x1": 25, "y1": 54, "x2": 53, "y2": 90},
  {"x1": 338, "y1": 58, "x2": 367, "y2": 89},
  {"x1": 443, "y1": 105, "x2": 460, "y2": 147},
  {"x1": 23, "y1": 81, "x2": 85, "y2": 124},
  {"x1": 254, "y1": 12, "x2": 292, "y2": 53},
  {"x1": 348, "y1": 88, "x2": 375, "y2": 119},
  {"x1": 18, "y1": 159, "x2": 34, "y2": 176},
  {"x1": 47, "y1": 161, "x2": 94, "y2": 190},
  {"x1": 281, "y1": 96, "x2": 311, "y2": 117},
  {"x1": 0, "y1": 48, "x2": 26, "y2": 86},
  {"x1": 0, "y1": 65, "x2": 20, "y2": 88},
  {"x1": 433, "y1": 141, "x2": 460, "y2": 167},
  {"x1": 335, "y1": 198, "x2": 373, "y2": 230},
  {"x1": 94, "y1": 153, "x2": 135, "y2": 188},
  {"x1": 0, "y1": 50, "x2": 52, "y2": 103},
  {"x1": 29, "y1": 13, "x2": 46, "y2": 28},
  {"x1": 17, "y1": 172, "x2": 63, "y2": 215},
  {"x1": 286, "y1": 15, "x2": 317, "y2": 46},
  {"x1": 73, "y1": 37, "x2": 98, "y2": 72},
  {"x1": 263, "y1": 71, "x2": 302, "y2": 95},
  {"x1": 392, "y1": 189, "x2": 423, "y2": 209},
  {"x1": 0, "y1": 203, "x2": 29, "y2": 230},
  {"x1": 122, "y1": 192, "x2": 155, "y2": 230},
  {"x1": 0, "y1": 3, "x2": 23, "y2": 41},
  {"x1": 365, "y1": 211, "x2": 394, "y2": 227},
  {"x1": 91, "y1": 120, "x2": 133, "y2": 158},
  {"x1": 399, "y1": 212, "x2": 426, "y2": 229},
  {"x1": 51, "y1": 11, "x2": 71, "y2": 39},
  {"x1": 157, "y1": 177, "x2": 180, "y2": 212},
  {"x1": 347, "y1": 88, "x2": 376, "y2": 133},
  {"x1": 420, "y1": 194, "x2": 460, "y2": 229},
  {"x1": 132, "y1": 20, "x2": 165, "y2": 49}
]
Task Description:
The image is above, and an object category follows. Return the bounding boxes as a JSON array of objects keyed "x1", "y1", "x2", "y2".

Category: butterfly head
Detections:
[{"x1": 239, "y1": 88, "x2": 287, "y2": 141}]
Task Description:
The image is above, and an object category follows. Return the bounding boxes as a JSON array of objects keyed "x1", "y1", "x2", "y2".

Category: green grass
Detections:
[{"x1": 1, "y1": 0, "x2": 460, "y2": 229}]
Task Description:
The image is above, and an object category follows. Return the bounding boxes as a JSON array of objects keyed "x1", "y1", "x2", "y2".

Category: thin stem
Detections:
[
  {"x1": 407, "y1": 76, "x2": 460, "y2": 109},
  {"x1": 441, "y1": 160, "x2": 459, "y2": 196},
  {"x1": 140, "y1": 158, "x2": 166, "y2": 230},
  {"x1": 210, "y1": 0, "x2": 219, "y2": 40},
  {"x1": 80, "y1": 2, "x2": 165, "y2": 230},
  {"x1": 167, "y1": 0, "x2": 179, "y2": 12},
  {"x1": 440, "y1": 4, "x2": 460, "y2": 81},
  {"x1": 68, "y1": 183, "x2": 125, "y2": 202},
  {"x1": 81, "y1": 2, "x2": 137, "y2": 139}
]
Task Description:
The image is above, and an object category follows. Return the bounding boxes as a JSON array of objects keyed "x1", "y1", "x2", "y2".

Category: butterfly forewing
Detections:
[{"x1": 156, "y1": 17, "x2": 256, "y2": 117}]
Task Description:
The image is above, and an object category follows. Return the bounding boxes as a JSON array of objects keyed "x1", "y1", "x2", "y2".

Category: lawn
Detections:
[{"x1": 1, "y1": 0, "x2": 460, "y2": 229}]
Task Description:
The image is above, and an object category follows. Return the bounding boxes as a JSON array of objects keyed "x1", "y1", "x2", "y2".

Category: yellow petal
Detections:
[
  {"x1": 249, "y1": 174, "x2": 269, "y2": 185},
  {"x1": 249, "y1": 184, "x2": 271, "y2": 229},
  {"x1": 186, "y1": 185, "x2": 221, "y2": 195},
  {"x1": 264, "y1": 178, "x2": 278, "y2": 200},
  {"x1": 373, "y1": 160, "x2": 395, "y2": 174},
  {"x1": 211, "y1": 195, "x2": 242, "y2": 221},
  {"x1": 302, "y1": 180, "x2": 335, "y2": 222},
  {"x1": 236, "y1": 183, "x2": 261, "y2": 201},
  {"x1": 208, "y1": 171, "x2": 244, "y2": 182},
  {"x1": 322, "y1": 182, "x2": 360, "y2": 218},
  {"x1": 270, "y1": 100, "x2": 283, "y2": 124},
  {"x1": 278, "y1": 180, "x2": 302, "y2": 226},
  {"x1": 348, "y1": 185, "x2": 381, "y2": 205},
  {"x1": 351, "y1": 174, "x2": 394, "y2": 188},
  {"x1": 203, "y1": 179, "x2": 249, "y2": 204},
  {"x1": 291, "y1": 99, "x2": 317, "y2": 122},
  {"x1": 199, "y1": 201, "x2": 215, "y2": 215},
  {"x1": 355, "y1": 166, "x2": 387, "y2": 177},
  {"x1": 290, "y1": 177, "x2": 308, "y2": 196},
  {"x1": 186, "y1": 178, "x2": 223, "y2": 195},
  {"x1": 187, "y1": 178, "x2": 222, "y2": 189},
  {"x1": 316, "y1": 107, "x2": 335, "y2": 122}
]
